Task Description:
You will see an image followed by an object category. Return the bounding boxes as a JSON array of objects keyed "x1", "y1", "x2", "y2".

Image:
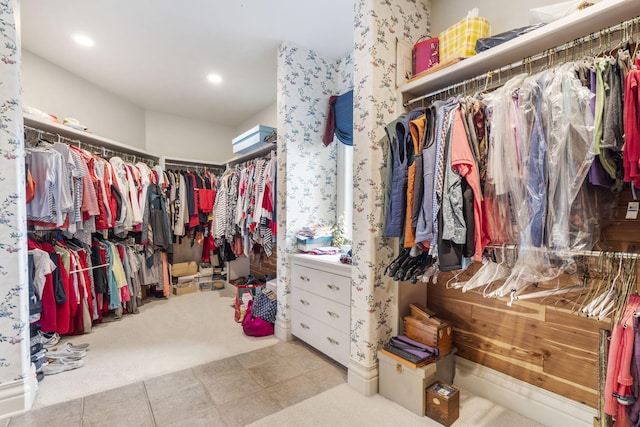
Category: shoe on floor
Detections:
[
  {"x1": 31, "y1": 348, "x2": 47, "y2": 362},
  {"x1": 46, "y1": 347, "x2": 87, "y2": 360},
  {"x1": 62, "y1": 342, "x2": 90, "y2": 352},
  {"x1": 31, "y1": 331, "x2": 60, "y2": 348},
  {"x1": 30, "y1": 342, "x2": 44, "y2": 355},
  {"x1": 42, "y1": 358, "x2": 84, "y2": 376}
]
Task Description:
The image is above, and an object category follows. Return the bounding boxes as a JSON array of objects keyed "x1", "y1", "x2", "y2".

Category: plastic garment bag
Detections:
[
  {"x1": 544, "y1": 63, "x2": 596, "y2": 253},
  {"x1": 482, "y1": 63, "x2": 596, "y2": 302},
  {"x1": 482, "y1": 74, "x2": 528, "y2": 245}
]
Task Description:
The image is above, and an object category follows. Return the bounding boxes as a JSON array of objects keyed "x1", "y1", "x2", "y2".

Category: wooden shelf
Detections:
[
  {"x1": 23, "y1": 113, "x2": 158, "y2": 159},
  {"x1": 399, "y1": 0, "x2": 639, "y2": 99}
]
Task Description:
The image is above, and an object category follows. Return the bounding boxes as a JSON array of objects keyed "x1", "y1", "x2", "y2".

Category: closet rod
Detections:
[
  {"x1": 226, "y1": 143, "x2": 276, "y2": 167},
  {"x1": 159, "y1": 155, "x2": 225, "y2": 171},
  {"x1": 163, "y1": 161, "x2": 225, "y2": 173},
  {"x1": 69, "y1": 263, "x2": 109, "y2": 274},
  {"x1": 404, "y1": 16, "x2": 640, "y2": 107},
  {"x1": 24, "y1": 125, "x2": 158, "y2": 165},
  {"x1": 484, "y1": 243, "x2": 640, "y2": 260}
]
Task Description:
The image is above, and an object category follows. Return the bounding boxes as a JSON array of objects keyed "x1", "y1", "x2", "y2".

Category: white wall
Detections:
[
  {"x1": 145, "y1": 110, "x2": 236, "y2": 162},
  {"x1": 430, "y1": 0, "x2": 562, "y2": 35},
  {"x1": 235, "y1": 102, "x2": 277, "y2": 136},
  {"x1": 21, "y1": 50, "x2": 146, "y2": 148}
]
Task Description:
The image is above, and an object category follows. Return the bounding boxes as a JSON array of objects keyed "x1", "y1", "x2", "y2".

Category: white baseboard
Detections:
[
  {"x1": 274, "y1": 318, "x2": 291, "y2": 342},
  {"x1": 348, "y1": 358, "x2": 379, "y2": 396},
  {"x1": 0, "y1": 364, "x2": 37, "y2": 420},
  {"x1": 454, "y1": 357, "x2": 597, "y2": 427}
]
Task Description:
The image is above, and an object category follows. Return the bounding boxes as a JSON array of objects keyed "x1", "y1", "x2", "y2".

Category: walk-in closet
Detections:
[{"x1": 2, "y1": 1, "x2": 640, "y2": 426}]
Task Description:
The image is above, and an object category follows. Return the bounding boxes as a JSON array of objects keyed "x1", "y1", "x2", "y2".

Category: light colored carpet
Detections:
[
  {"x1": 248, "y1": 384, "x2": 544, "y2": 427},
  {"x1": 33, "y1": 289, "x2": 279, "y2": 408}
]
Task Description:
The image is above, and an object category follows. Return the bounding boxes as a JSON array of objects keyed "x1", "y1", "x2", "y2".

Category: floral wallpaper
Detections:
[
  {"x1": 0, "y1": 0, "x2": 29, "y2": 384},
  {"x1": 351, "y1": 0, "x2": 431, "y2": 366},
  {"x1": 276, "y1": 42, "x2": 354, "y2": 325}
]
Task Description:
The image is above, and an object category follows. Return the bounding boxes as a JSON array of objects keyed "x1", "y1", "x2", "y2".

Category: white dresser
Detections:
[{"x1": 290, "y1": 253, "x2": 351, "y2": 367}]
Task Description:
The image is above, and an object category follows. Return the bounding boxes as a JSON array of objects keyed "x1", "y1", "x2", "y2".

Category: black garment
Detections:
[
  {"x1": 182, "y1": 171, "x2": 195, "y2": 217},
  {"x1": 111, "y1": 184, "x2": 124, "y2": 222},
  {"x1": 437, "y1": 208, "x2": 463, "y2": 272},
  {"x1": 219, "y1": 240, "x2": 237, "y2": 263},
  {"x1": 48, "y1": 251, "x2": 67, "y2": 304},
  {"x1": 28, "y1": 253, "x2": 42, "y2": 317},
  {"x1": 147, "y1": 183, "x2": 173, "y2": 252},
  {"x1": 91, "y1": 245, "x2": 108, "y2": 294},
  {"x1": 461, "y1": 178, "x2": 475, "y2": 258}
]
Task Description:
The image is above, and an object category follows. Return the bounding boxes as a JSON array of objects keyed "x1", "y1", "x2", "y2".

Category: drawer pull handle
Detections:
[
  {"x1": 327, "y1": 284, "x2": 340, "y2": 291},
  {"x1": 327, "y1": 311, "x2": 339, "y2": 318},
  {"x1": 300, "y1": 323, "x2": 310, "y2": 330},
  {"x1": 300, "y1": 299, "x2": 310, "y2": 306},
  {"x1": 326, "y1": 337, "x2": 339, "y2": 345},
  {"x1": 300, "y1": 275, "x2": 310, "y2": 282}
]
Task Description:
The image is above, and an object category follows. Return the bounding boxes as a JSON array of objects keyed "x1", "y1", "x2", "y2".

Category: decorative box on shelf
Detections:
[
  {"x1": 414, "y1": 37, "x2": 439, "y2": 75},
  {"x1": 438, "y1": 13, "x2": 490, "y2": 62},
  {"x1": 296, "y1": 235, "x2": 332, "y2": 252},
  {"x1": 232, "y1": 125, "x2": 276, "y2": 154}
]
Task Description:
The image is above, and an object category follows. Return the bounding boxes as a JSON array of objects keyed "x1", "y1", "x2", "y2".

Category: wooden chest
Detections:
[
  {"x1": 403, "y1": 316, "x2": 453, "y2": 357},
  {"x1": 426, "y1": 381, "x2": 460, "y2": 426}
]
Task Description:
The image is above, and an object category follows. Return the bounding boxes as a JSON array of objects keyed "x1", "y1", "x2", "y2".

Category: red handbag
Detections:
[{"x1": 241, "y1": 300, "x2": 274, "y2": 337}]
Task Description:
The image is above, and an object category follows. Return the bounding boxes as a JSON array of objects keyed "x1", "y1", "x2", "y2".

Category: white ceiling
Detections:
[{"x1": 19, "y1": 1, "x2": 355, "y2": 127}]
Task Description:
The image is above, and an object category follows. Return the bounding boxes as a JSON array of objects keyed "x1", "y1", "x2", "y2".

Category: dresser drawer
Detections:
[
  {"x1": 292, "y1": 309, "x2": 350, "y2": 367},
  {"x1": 292, "y1": 287, "x2": 350, "y2": 332},
  {"x1": 290, "y1": 262, "x2": 350, "y2": 304}
]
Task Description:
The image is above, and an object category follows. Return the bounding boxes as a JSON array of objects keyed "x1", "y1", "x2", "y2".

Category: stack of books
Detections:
[{"x1": 380, "y1": 335, "x2": 438, "y2": 368}]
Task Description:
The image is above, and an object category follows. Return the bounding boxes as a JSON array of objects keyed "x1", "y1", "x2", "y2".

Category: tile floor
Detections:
[{"x1": 6, "y1": 340, "x2": 347, "y2": 427}]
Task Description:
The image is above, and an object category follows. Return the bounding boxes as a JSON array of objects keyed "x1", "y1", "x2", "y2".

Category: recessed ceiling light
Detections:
[
  {"x1": 207, "y1": 74, "x2": 223, "y2": 84},
  {"x1": 72, "y1": 34, "x2": 95, "y2": 47}
]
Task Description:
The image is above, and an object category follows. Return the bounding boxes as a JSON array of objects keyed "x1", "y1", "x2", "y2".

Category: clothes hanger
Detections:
[
  {"x1": 586, "y1": 253, "x2": 623, "y2": 318},
  {"x1": 482, "y1": 246, "x2": 513, "y2": 297},
  {"x1": 445, "y1": 269, "x2": 466, "y2": 289},
  {"x1": 611, "y1": 254, "x2": 638, "y2": 323},
  {"x1": 461, "y1": 248, "x2": 504, "y2": 293}
]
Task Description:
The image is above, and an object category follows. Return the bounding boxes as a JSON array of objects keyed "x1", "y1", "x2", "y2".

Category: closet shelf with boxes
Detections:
[{"x1": 400, "y1": 0, "x2": 637, "y2": 103}]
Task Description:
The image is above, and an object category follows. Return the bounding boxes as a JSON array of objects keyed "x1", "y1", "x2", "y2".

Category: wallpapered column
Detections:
[
  {"x1": 350, "y1": 0, "x2": 431, "y2": 369},
  {"x1": 275, "y1": 42, "x2": 353, "y2": 340},
  {"x1": 0, "y1": 0, "x2": 34, "y2": 417}
]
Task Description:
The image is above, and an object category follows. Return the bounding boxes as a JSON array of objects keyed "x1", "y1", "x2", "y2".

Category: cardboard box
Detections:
[
  {"x1": 198, "y1": 279, "x2": 225, "y2": 291},
  {"x1": 171, "y1": 261, "x2": 198, "y2": 277},
  {"x1": 378, "y1": 350, "x2": 437, "y2": 416},
  {"x1": 232, "y1": 125, "x2": 276, "y2": 154},
  {"x1": 426, "y1": 382, "x2": 460, "y2": 426},
  {"x1": 172, "y1": 283, "x2": 197, "y2": 296}
]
